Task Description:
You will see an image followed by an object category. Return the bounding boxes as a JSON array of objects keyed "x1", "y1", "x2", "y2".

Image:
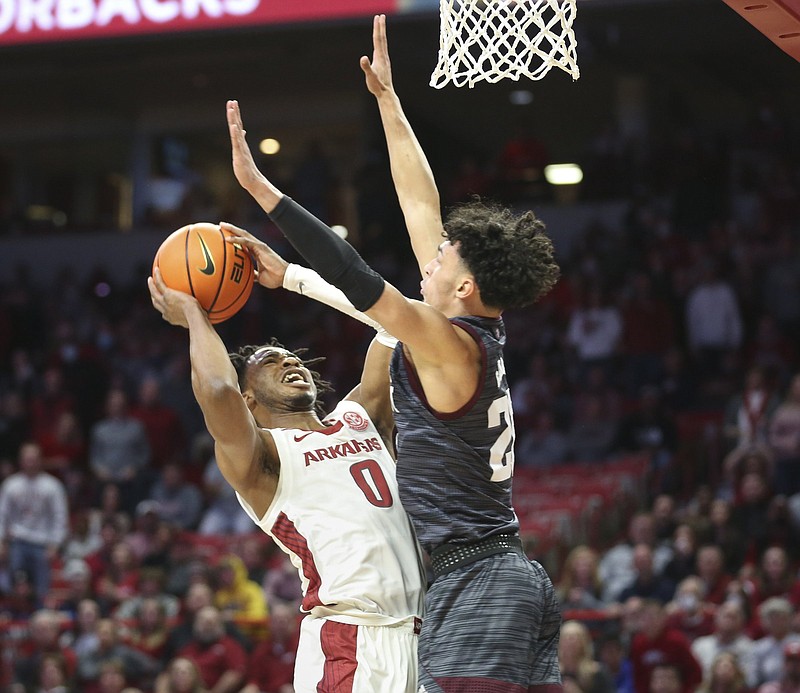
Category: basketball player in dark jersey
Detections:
[{"x1": 226, "y1": 15, "x2": 562, "y2": 692}]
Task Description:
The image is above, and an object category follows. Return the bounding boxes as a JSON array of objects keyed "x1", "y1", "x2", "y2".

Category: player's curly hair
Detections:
[
  {"x1": 443, "y1": 199, "x2": 560, "y2": 310},
  {"x1": 229, "y1": 338, "x2": 334, "y2": 416}
]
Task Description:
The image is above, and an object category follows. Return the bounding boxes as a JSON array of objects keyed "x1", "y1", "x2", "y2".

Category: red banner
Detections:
[{"x1": 0, "y1": 0, "x2": 398, "y2": 45}]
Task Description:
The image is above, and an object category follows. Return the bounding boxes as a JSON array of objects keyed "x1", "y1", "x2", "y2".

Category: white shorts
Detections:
[{"x1": 293, "y1": 615, "x2": 420, "y2": 692}]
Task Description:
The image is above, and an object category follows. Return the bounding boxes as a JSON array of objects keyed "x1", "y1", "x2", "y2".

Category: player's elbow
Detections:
[{"x1": 192, "y1": 375, "x2": 241, "y2": 411}]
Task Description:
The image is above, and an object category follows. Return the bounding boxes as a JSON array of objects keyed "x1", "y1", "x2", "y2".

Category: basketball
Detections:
[{"x1": 152, "y1": 222, "x2": 255, "y2": 324}]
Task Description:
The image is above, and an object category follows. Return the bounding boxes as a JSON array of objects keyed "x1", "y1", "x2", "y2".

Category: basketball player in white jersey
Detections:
[{"x1": 147, "y1": 268, "x2": 425, "y2": 692}]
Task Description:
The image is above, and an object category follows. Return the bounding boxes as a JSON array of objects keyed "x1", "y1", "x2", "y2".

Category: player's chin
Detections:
[{"x1": 286, "y1": 390, "x2": 317, "y2": 411}]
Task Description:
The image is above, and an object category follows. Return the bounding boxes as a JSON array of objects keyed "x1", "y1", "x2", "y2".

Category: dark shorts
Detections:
[{"x1": 418, "y1": 552, "x2": 563, "y2": 693}]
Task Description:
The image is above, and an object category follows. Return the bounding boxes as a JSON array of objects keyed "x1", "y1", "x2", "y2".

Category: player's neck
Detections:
[
  {"x1": 446, "y1": 295, "x2": 502, "y2": 320},
  {"x1": 256, "y1": 408, "x2": 323, "y2": 431}
]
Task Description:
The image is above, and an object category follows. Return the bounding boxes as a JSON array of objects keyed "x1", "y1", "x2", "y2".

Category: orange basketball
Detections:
[{"x1": 152, "y1": 222, "x2": 254, "y2": 324}]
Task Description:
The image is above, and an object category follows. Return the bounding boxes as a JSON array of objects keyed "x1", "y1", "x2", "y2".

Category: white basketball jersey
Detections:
[{"x1": 237, "y1": 400, "x2": 425, "y2": 626}]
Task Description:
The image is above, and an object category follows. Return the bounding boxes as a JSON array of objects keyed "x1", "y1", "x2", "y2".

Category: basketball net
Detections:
[{"x1": 430, "y1": 0, "x2": 580, "y2": 88}]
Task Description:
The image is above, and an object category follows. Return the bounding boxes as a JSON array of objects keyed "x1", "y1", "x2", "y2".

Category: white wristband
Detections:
[{"x1": 283, "y1": 264, "x2": 398, "y2": 347}]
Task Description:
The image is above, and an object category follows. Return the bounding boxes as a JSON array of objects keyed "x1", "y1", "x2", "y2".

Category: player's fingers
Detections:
[
  {"x1": 377, "y1": 13, "x2": 387, "y2": 46},
  {"x1": 232, "y1": 100, "x2": 245, "y2": 130},
  {"x1": 152, "y1": 266, "x2": 167, "y2": 291},
  {"x1": 147, "y1": 279, "x2": 164, "y2": 311},
  {"x1": 226, "y1": 236, "x2": 262, "y2": 251},
  {"x1": 221, "y1": 222, "x2": 255, "y2": 240},
  {"x1": 226, "y1": 103, "x2": 240, "y2": 132},
  {"x1": 227, "y1": 100, "x2": 242, "y2": 127}
]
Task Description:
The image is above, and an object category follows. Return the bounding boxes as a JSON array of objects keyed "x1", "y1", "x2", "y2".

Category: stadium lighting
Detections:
[
  {"x1": 544, "y1": 163, "x2": 583, "y2": 185},
  {"x1": 259, "y1": 138, "x2": 281, "y2": 155}
]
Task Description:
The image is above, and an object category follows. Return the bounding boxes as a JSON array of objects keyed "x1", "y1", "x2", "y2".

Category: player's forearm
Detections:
[
  {"x1": 269, "y1": 196, "x2": 385, "y2": 312},
  {"x1": 375, "y1": 90, "x2": 443, "y2": 266},
  {"x1": 185, "y1": 305, "x2": 240, "y2": 402}
]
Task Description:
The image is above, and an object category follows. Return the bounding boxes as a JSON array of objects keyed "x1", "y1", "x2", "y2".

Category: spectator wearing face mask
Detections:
[{"x1": 665, "y1": 576, "x2": 716, "y2": 641}]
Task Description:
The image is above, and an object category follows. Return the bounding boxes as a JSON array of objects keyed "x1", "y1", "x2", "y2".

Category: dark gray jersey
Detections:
[{"x1": 389, "y1": 315, "x2": 519, "y2": 554}]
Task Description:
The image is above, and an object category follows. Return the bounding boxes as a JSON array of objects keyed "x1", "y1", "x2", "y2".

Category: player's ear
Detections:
[
  {"x1": 455, "y1": 274, "x2": 476, "y2": 300},
  {"x1": 241, "y1": 390, "x2": 257, "y2": 412}
]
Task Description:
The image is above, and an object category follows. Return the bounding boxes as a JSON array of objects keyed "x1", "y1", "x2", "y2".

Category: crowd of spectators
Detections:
[{"x1": 0, "y1": 84, "x2": 799, "y2": 692}]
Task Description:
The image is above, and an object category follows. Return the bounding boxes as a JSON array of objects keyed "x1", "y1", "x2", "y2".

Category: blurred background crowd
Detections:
[{"x1": 2, "y1": 1, "x2": 800, "y2": 692}]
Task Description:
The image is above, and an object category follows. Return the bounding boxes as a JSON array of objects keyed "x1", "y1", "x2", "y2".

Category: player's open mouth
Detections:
[{"x1": 282, "y1": 370, "x2": 308, "y2": 385}]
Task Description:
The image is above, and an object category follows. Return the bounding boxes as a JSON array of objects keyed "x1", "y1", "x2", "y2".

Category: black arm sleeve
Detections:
[{"x1": 268, "y1": 196, "x2": 386, "y2": 312}]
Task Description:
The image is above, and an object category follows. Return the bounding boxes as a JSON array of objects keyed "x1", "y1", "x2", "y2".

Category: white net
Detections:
[{"x1": 430, "y1": 0, "x2": 580, "y2": 89}]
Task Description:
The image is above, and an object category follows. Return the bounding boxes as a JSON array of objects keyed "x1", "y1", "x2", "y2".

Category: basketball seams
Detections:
[
  {"x1": 211, "y1": 247, "x2": 254, "y2": 316},
  {"x1": 206, "y1": 225, "x2": 227, "y2": 319},
  {"x1": 213, "y1": 276, "x2": 252, "y2": 314},
  {"x1": 184, "y1": 226, "x2": 196, "y2": 300}
]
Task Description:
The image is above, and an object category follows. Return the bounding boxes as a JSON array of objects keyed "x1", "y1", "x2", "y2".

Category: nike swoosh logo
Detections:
[
  {"x1": 294, "y1": 431, "x2": 314, "y2": 442},
  {"x1": 198, "y1": 236, "x2": 216, "y2": 276}
]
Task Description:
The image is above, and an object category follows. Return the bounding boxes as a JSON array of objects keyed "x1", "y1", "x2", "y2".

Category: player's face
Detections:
[
  {"x1": 420, "y1": 241, "x2": 466, "y2": 312},
  {"x1": 246, "y1": 346, "x2": 317, "y2": 411}
]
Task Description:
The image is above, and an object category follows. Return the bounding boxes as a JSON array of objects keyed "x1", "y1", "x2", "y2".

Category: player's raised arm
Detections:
[
  {"x1": 148, "y1": 268, "x2": 277, "y2": 514},
  {"x1": 361, "y1": 14, "x2": 444, "y2": 273},
  {"x1": 226, "y1": 102, "x2": 467, "y2": 368}
]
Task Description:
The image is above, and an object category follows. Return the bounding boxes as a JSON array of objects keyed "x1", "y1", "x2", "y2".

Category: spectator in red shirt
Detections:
[
  {"x1": 95, "y1": 541, "x2": 140, "y2": 615},
  {"x1": 240, "y1": 601, "x2": 300, "y2": 693},
  {"x1": 160, "y1": 582, "x2": 250, "y2": 667},
  {"x1": 37, "y1": 409, "x2": 87, "y2": 484},
  {"x1": 28, "y1": 366, "x2": 76, "y2": 442},
  {"x1": 167, "y1": 605, "x2": 247, "y2": 693},
  {"x1": 130, "y1": 374, "x2": 187, "y2": 471},
  {"x1": 696, "y1": 545, "x2": 733, "y2": 606},
  {"x1": 630, "y1": 599, "x2": 703, "y2": 693},
  {"x1": 743, "y1": 546, "x2": 800, "y2": 617},
  {"x1": 85, "y1": 517, "x2": 128, "y2": 592}
]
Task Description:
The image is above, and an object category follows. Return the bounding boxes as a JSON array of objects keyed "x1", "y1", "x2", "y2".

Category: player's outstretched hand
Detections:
[
  {"x1": 227, "y1": 99, "x2": 266, "y2": 195},
  {"x1": 360, "y1": 14, "x2": 394, "y2": 97},
  {"x1": 148, "y1": 267, "x2": 202, "y2": 328},
  {"x1": 220, "y1": 222, "x2": 288, "y2": 290}
]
